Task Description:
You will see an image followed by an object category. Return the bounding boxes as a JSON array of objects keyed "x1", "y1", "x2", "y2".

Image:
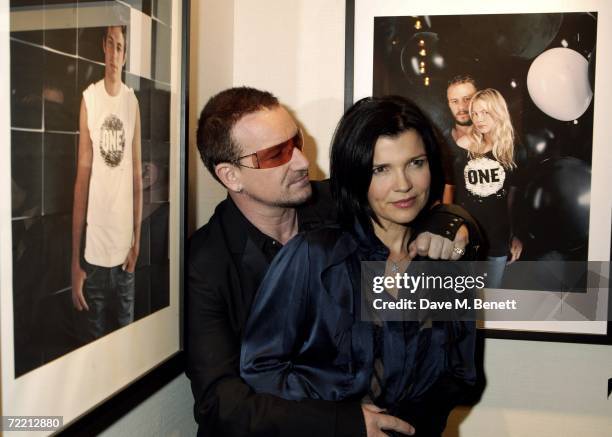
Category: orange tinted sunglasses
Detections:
[{"x1": 236, "y1": 131, "x2": 303, "y2": 169}]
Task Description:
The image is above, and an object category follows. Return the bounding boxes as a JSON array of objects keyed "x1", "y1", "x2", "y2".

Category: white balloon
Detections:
[{"x1": 527, "y1": 47, "x2": 593, "y2": 121}]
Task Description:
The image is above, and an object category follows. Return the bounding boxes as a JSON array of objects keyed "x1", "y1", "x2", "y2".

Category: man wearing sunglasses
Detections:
[{"x1": 187, "y1": 87, "x2": 475, "y2": 437}]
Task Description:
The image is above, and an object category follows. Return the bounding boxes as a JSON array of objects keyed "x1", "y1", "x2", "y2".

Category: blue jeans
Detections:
[
  {"x1": 486, "y1": 256, "x2": 508, "y2": 290},
  {"x1": 81, "y1": 260, "x2": 135, "y2": 342}
]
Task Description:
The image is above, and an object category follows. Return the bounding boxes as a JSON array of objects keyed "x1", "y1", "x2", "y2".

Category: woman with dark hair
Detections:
[{"x1": 240, "y1": 96, "x2": 480, "y2": 436}]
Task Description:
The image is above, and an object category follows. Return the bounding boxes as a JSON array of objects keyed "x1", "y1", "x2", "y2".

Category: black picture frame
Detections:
[
  {"x1": 344, "y1": 0, "x2": 611, "y2": 344},
  {"x1": 2, "y1": 0, "x2": 190, "y2": 430}
]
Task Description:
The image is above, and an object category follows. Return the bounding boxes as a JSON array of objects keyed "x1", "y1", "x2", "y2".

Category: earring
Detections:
[{"x1": 236, "y1": 187, "x2": 243, "y2": 193}]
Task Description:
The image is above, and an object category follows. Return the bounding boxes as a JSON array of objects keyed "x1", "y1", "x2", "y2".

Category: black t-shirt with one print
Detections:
[{"x1": 442, "y1": 131, "x2": 518, "y2": 257}]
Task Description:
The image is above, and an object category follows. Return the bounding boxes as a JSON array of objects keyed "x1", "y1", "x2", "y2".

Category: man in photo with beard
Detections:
[
  {"x1": 441, "y1": 74, "x2": 478, "y2": 203},
  {"x1": 441, "y1": 76, "x2": 523, "y2": 287}
]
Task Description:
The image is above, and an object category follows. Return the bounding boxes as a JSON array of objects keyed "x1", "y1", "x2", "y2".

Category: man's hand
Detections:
[
  {"x1": 71, "y1": 263, "x2": 89, "y2": 311},
  {"x1": 408, "y1": 224, "x2": 469, "y2": 260},
  {"x1": 508, "y1": 236, "x2": 523, "y2": 264},
  {"x1": 362, "y1": 404, "x2": 415, "y2": 437},
  {"x1": 122, "y1": 246, "x2": 139, "y2": 273}
]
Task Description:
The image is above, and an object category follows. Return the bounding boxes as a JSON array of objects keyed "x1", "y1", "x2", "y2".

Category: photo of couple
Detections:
[
  {"x1": 442, "y1": 80, "x2": 521, "y2": 288},
  {"x1": 373, "y1": 12, "x2": 596, "y2": 288}
]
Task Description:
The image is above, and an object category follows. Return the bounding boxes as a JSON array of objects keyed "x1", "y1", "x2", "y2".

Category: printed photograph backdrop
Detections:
[
  {"x1": 373, "y1": 12, "x2": 596, "y2": 262},
  {"x1": 10, "y1": 0, "x2": 172, "y2": 377}
]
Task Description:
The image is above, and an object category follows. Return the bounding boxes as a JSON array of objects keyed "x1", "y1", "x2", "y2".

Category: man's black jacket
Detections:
[{"x1": 186, "y1": 182, "x2": 365, "y2": 437}]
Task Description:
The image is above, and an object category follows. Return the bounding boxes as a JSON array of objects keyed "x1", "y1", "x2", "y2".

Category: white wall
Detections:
[
  {"x1": 188, "y1": 0, "x2": 235, "y2": 232},
  {"x1": 99, "y1": 374, "x2": 197, "y2": 437},
  {"x1": 233, "y1": 0, "x2": 346, "y2": 181},
  {"x1": 448, "y1": 340, "x2": 612, "y2": 437}
]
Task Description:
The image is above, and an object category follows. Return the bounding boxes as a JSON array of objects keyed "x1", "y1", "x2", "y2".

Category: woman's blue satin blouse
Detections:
[{"x1": 240, "y1": 222, "x2": 476, "y2": 408}]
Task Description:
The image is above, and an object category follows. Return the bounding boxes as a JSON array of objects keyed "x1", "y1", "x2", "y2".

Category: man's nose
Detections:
[{"x1": 290, "y1": 146, "x2": 310, "y2": 170}]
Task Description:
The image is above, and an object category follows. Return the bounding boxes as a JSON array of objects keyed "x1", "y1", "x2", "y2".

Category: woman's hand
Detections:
[
  {"x1": 361, "y1": 404, "x2": 415, "y2": 436},
  {"x1": 408, "y1": 224, "x2": 469, "y2": 260}
]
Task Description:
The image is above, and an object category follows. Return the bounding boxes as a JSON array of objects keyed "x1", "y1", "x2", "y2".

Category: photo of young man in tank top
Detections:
[{"x1": 71, "y1": 25, "x2": 142, "y2": 342}]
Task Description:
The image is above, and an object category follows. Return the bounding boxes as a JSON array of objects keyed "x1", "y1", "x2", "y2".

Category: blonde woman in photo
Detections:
[
  {"x1": 460, "y1": 88, "x2": 516, "y2": 169},
  {"x1": 454, "y1": 88, "x2": 523, "y2": 288}
]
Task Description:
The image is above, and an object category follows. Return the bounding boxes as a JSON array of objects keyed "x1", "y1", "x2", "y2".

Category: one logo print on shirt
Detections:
[
  {"x1": 99, "y1": 114, "x2": 126, "y2": 168},
  {"x1": 463, "y1": 156, "x2": 506, "y2": 197}
]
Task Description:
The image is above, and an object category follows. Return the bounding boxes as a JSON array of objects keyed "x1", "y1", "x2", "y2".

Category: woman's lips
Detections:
[{"x1": 392, "y1": 197, "x2": 416, "y2": 208}]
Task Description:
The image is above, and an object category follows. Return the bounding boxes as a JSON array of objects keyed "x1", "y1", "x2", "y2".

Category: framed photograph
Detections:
[
  {"x1": 1, "y1": 0, "x2": 187, "y2": 432},
  {"x1": 346, "y1": 0, "x2": 611, "y2": 342}
]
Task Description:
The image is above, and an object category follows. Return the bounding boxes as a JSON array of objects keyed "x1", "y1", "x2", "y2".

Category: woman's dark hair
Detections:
[{"x1": 330, "y1": 95, "x2": 444, "y2": 231}]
